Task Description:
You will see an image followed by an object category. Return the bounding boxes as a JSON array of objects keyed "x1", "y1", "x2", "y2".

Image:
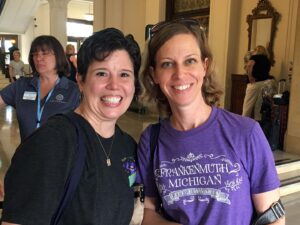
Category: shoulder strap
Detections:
[
  {"x1": 150, "y1": 122, "x2": 161, "y2": 157},
  {"x1": 50, "y1": 112, "x2": 87, "y2": 225},
  {"x1": 150, "y1": 122, "x2": 168, "y2": 215}
]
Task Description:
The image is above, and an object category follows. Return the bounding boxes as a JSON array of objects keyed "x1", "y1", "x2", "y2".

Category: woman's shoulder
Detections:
[
  {"x1": 39, "y1": 113, "x2": 77, "y2": 136},
  {"x1": 250, "y1": 54, "x2": 269, "y2": 61},
  {"x1": 215, "y1": 107, "x2": 257, "y2": 132},
  {"x1": 15, "y1": 114, "x2": 78, "y2": 170},
  {"x1": 116, "y1": 125, "x2": 137, "y2": 146},
  {"x1": 15, "y1": 76, "x2": 37, "y2": 88},
  {"x1": 7, "y1": 76, "x2": 35, "y2": 88},
  {"x1": 60, "y1": 76, "x2": 79, "y2": 90}
]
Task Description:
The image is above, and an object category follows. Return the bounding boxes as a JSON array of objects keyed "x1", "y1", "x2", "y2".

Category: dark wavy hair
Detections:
[
  {"x1": 140, "y1": 20, "x2": 223, "y2": 117},
  {"x1": 77, "y1": 28, "x2": 141, "y2": 88},
  {"x1": 28, "y1": 35, "x2": 69, "y2": 76}
]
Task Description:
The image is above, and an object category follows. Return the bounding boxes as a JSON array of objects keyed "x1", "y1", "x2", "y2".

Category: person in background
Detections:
[
  {"x1": 137, "y1": 19, "x2": 284, "y2": 225},
  {"x1": 8, "y1": 42, "x2": 19, "y2": 61},
  {"x1": 242, "y1": 45, "x2": 273, "y2": 121},
  {"x1": 66, "y1": 43, "x2": 77, "y2": 82},
  {"x1": 8, "y1": 50, "x2": 25, "y2": 82},
  {"x1": 0, "y1": 47, "x2": 6, "y2": 75},
  {"x1": 243, "y1": 49, "x2": 254, "y2": 74},
  {"x1": 0, "y1": 35, "x2": 80, "y2": 142},
  {"x1": 1, "y1": 27, "x2": 141, "y2": 225}
]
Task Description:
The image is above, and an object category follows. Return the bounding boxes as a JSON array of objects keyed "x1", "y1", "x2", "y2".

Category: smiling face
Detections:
[
  {"x1": 78, "y1": 50, "x2": 135, "y2": 122},
  {"x1": 152, "y1": 33, "x2": 207, "y2": 111}
]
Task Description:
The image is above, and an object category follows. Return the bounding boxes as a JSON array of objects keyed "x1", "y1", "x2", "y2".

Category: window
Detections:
[{"x1": 67, "y1": 18, "x2": 93, "y2": 51}]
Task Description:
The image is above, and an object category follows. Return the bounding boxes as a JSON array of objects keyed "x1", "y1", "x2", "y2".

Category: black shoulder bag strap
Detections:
[
  {"x1": 150, "y1": 123, "x2": 161, "y2": 157},
  {"x1": 149, "y1": 123, "x2": 163, "y2": 211},
  {"x1": 251, "y1": 199, "x2": 285, "y2": 225},
  {"x1": 50, "y1": 113, "x2": 87, "y2": 225},
  {"x1": 149, "y1": 122, "x2": 174, "y2": 221}
]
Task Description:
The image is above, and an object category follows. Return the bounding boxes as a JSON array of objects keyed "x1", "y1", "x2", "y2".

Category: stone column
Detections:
[
  {"x1": 47, "y1": 0, "x2": 70, "y2": 46},
  {"x1": 105, "y1": 0, "x2": 123, "y2": 29},
  {"x1": 93, "y1": 0, "x2": 123, "y2": 32},
  {"x1": 93, "y1": 0, "x2": 105, "y2": 32}
]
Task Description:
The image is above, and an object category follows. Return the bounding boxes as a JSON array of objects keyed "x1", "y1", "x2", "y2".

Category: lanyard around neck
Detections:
[{"x1": 36, "y1": 77, "x2": 60, "y2": 128}]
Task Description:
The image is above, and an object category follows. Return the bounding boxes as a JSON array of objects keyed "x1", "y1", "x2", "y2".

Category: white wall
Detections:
[
  {"x1": 18, "y1": 0, "x2": 90, "y2": 63},
  {"x1": 285, "y1": 0, "x2": 300, "y2": 154},
  {"x1": 33, "y1": 4, "x2": 50, "y2": 38},
  {"x1": 17, "y1": 3, "x2": 49, "y2": 64},
  {"x1": 20, "y1": 17, "x2": 35, "y2": 64},
  {"x1": 68, "y1": 1, "x2": 92, "y2": 20}
]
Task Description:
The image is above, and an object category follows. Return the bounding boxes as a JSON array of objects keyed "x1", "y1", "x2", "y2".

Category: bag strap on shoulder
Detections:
[
  {"x1": 150, "y1": 122, "x2": 161, "y2": 157},
  {"x1": 50, "y1": 113, "x2": 87, "y2": 225}
]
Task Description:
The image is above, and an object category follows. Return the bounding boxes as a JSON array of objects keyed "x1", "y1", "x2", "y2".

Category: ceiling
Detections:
[
  {"x1": 0, "y1": 0, "x2": 93, "y2": 34},
  {"x1": 0, "y1": 0, "x2": 41, "y2": 34}
]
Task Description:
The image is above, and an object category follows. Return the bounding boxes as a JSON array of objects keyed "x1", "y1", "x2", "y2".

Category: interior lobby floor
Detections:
[{"x1": 0, "y1": 106, "x2": 299, "y2": 223}]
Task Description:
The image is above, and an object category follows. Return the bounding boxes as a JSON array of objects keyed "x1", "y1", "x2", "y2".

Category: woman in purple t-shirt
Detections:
[{"x1": 137, "y1": 19, "x2": 284, "y2": 225}]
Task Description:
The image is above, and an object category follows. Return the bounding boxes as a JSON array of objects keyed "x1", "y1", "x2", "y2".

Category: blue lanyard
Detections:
[{"x1": 36, "y1": 77, "x2": 60, "y2": 128}]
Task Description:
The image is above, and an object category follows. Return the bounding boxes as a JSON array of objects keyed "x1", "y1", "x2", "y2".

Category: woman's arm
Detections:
[
  {"x1": 252, "y1": 188, "x2": 285, "y2": 225},
  {"x1": 1, "y1": 119, "x2": 75, "y2": 224},
  {"x1": 247, "y1": 60, "x2": 256, "y2": 83},
  {"x1": 142, "y1": 197, "x2": 182, "y2": 225},
  {"x1": 1, "y1": 222, "x2": 20, "y2": 225},
  {"x1": 0, "y1": 95, "x2": 7, "y2": 109},
  {"x1": 8, "y1": 65, "x2": 14, "y2": 82},
  {"x1": 70, "y1": 55, "x2": 77, "y2": 69}
]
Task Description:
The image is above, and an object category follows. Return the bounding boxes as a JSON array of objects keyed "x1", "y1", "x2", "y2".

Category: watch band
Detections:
[{"x1": 252, "y1": 199, "x2": 285, "y2": 225}]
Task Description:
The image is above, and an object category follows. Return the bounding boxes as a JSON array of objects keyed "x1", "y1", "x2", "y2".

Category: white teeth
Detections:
[
  {"x1": 174, "y1": 84, "x2": 190, "y2": 90},
  {"x1": 101, "y1": 96, "x2": 121, "y2": 103}
]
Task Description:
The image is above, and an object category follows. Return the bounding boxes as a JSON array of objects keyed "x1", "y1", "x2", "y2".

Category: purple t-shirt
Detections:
[{"x1": 137, "y1": 107, "x2": 280, "y2": 225}]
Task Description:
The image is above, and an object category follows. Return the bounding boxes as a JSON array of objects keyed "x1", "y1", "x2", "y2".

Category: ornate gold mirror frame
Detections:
[{"x1": 246, "y1": 0, "x2": 280, "y2": 66}]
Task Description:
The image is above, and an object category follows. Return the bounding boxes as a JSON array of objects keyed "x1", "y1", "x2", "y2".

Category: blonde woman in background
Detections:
[
  {"x1": 65, "y1": 44, "x2": 77, "y2": 82},
  {"x1": 242, "y1": 45, "x2": 274, "y2": 122},
  {"x1": 9, "y1": 50, "x2": 25, "y2": 82}
]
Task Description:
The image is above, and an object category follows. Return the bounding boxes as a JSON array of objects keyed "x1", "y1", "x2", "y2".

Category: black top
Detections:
[
  {"x1": 250, "y1": 54, "x2": 271, "y2": 81},
  {"x1": 2, "y1": 112, "x2": 137, "y2": 225},
  {"x1": 66, "y1": 54, "x2": 77, "y2": 83}
]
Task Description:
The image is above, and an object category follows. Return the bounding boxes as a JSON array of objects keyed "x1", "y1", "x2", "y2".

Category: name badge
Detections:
[{"x1": 23, "y1": 91, "x2": 37, "y2": 100}]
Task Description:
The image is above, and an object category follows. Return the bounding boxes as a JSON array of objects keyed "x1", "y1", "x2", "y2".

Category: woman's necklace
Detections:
[{"x1": 96, "y1": 133, "x2": 115, "y2": 166}]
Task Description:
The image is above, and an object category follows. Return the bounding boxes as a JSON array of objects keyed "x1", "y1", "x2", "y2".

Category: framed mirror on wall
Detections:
[{"x1": 246, "y1": 0, "x2": 280, "y2": 66}]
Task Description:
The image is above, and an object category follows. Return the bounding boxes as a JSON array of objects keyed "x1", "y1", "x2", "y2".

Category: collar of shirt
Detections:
[{"x1": 30, "y1": 75, "x2": 70, "y2": 90}]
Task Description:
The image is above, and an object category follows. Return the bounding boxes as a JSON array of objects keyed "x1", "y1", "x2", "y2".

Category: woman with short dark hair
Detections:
[
  {"x1": 0, "y1": 35, "x2": 80, "y2": 141},
  {"x1": 1, "y1": 28, "x2": 141, "y2": 225}
]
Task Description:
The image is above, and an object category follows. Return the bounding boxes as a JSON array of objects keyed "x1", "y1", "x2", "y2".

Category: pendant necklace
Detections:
[{"x1": 96, "y1": 133, "x2": 115, "y2": 166}]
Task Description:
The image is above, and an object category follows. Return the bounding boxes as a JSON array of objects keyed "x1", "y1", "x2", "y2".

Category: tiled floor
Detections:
[{"x1": 0, "y1": 105, "x2": 299, "y2": 224}]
